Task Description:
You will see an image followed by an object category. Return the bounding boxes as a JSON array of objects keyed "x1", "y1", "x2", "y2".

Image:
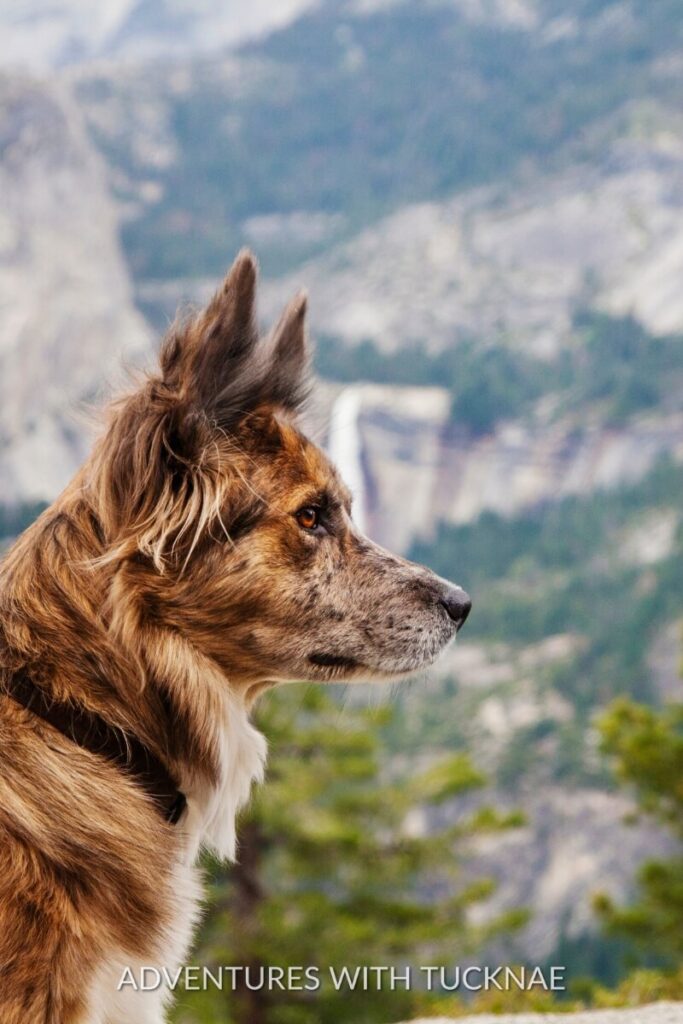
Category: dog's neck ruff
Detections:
[{"x1": 5, "y1": 669, "x2": 186, "y2": 825}]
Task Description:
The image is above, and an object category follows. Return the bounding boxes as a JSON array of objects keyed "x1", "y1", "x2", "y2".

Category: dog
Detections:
[{"x1": 0, "y1": 251, "x2": 471, "y2": 1023}]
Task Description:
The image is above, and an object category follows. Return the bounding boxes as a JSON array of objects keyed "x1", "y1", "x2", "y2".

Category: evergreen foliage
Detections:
[
  {"x1": 595, "y1": 697, "x2": 683, "y2": 965},
  {"x1": 410, "y1": 458, "x2": 683, "y2": 734},
  {"x1": 316, "y1": 312, "x2": 683, "y2": 436},
  {"x1": 172, "y1": 685, "x2": 524, "y2": 1024}
]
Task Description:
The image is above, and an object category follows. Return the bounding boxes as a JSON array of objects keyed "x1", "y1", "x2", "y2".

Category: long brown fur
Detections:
[{"x1": 0, "y1": 251, "x2": 470, "y2": 1023}]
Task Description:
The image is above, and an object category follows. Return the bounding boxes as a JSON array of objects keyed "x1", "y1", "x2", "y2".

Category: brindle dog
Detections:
[{"x1": 0, "y1": 251, "x2": 470, "y2": 1023}]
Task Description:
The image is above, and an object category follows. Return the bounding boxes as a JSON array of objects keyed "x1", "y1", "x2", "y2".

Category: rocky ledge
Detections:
[{"x1": 404, "y1": 1002, "x2": 683, "y2": 1024}]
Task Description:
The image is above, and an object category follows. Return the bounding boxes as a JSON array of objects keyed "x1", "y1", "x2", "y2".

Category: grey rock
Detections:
[
  {"x1": 402, "y1": 1002, "x2": 683, "y2": 1024},
  {"x1": 0, "y1": 74, "x2": 151, "y2": 503}
]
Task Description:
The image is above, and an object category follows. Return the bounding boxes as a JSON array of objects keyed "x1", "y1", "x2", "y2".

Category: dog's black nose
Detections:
[{"x1": 439, "y1": 586, "x2": 472, "y2": 629}]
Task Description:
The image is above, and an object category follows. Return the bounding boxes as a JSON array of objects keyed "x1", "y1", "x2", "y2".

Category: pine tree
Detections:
[
  {"x1": 595, "y1": 696, "x2": 683, "y2": 965},
  {"x1": 172, "y1": 684, "x2": 523, "y2": 1024}
]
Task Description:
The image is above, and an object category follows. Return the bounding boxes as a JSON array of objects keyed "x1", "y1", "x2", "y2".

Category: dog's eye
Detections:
[{"x1": 296, "y1": 506, "x2": 320, "y2": 531}]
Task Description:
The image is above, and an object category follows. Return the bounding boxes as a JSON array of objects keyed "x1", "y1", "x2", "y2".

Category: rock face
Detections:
[
  {"x1": 463, "y1": 786, "x2": 673, "y2": 961},
  {"x1": 0, "y1": 74, "x2": 151, "y2": 504},
  {"x1": 0, "y1": 1, "x2": 317, "y2": 72},
  {"x1": 402, "y1": 1003, "x2": 683, "y2": 1024},
  {"x1": 387, "y1": 631, "x2": 679, "y2": 965},
  {"x1": 320, "y1": 384, "x2": 683, "y2": 553},
  {"x1": 262, "y1": 136, "x2": 683, "y2": 357}
]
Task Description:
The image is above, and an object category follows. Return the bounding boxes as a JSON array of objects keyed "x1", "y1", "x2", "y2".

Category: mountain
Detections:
[
  {"x1": 259, "y1": 134, "x2": 683, "y2": 355},
  {"x1": 0, "y1": 1, "x2": 317, "y2": 73},
  {"x1": 73, "y1": 0, "x2": 683, "y2": 283},
  {"x1": 0, "y1": 73, "x2": 151, "y2": 502},
  {"x1": 315, "y1": 381, "x2": 683, "y2": 553},
  {"x1": 1, "y1": 0, "x2": 682, "y2": 985},
  {"x1": 398, "y1": 463, "x2": 682, "y2": 958}
]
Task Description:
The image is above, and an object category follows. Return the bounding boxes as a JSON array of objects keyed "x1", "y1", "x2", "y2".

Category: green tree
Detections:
[
  {"x1": 595, "y1": 696, "x2": 683, "y2": 965},
  {"x1": 173, "y1": 685, "x2": 524, "y2": 1024}
]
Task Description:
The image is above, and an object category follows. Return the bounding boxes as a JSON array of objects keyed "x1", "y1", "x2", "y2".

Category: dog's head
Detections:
[{"x1": 92, "y1": 251, "x2": 470, "y2": 688}]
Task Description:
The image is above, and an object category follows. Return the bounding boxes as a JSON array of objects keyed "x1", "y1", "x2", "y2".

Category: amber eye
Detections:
[{"x1": 296, "y1": 506, "x2": 320, "y2": 531}]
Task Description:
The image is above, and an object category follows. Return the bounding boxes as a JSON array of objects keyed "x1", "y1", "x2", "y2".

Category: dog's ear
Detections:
[
  {"x1": 160, "y1": 249, "x2": 260, "y2": 416},
  {"x1": 192, "y1": 249, "x2": 259, "y2": 406},
  {"x1": 159, "y1": 250, "x2": 310, "y2": 432},
  {"x1": 98, "y1": 253, "x2": 313, "y2": 565},
  {"x1": 265, "y1": 290, "x2": 311, "y2": 413}
]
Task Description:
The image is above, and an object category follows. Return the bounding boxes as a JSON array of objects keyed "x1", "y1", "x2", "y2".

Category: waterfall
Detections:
[{"x1": 327, "y1": 386, "x2": 367, "y2": 532}]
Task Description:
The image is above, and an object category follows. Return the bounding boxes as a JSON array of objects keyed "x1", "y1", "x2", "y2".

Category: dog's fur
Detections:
[{"x1": 0, "y1": 252, "x2": 468, "y2": 1023}]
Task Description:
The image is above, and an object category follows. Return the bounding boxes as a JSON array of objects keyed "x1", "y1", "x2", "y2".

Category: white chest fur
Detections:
[{"x1": 181, "y1": 688, "x2": 268, "y2": 864}]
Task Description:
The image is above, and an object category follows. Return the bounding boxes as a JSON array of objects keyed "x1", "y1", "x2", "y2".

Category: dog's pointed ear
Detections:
[
  {"x1": 161, "y1": 249, "x2": 259, "y2": 405},
  {"x1": 159, "y1": 254, "x2": 311, "y2": 436},
  {"x1": 191, "y1": 249, "x2": 259, "y2": 401},
  {"x1": 266, "y1": 290, "x2": 312, "y2": 412}
]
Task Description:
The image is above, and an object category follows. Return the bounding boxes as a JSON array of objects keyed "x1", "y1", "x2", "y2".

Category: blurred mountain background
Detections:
[{"x1": 1, "y1": 0, "x2": 682, "y2": 1004}]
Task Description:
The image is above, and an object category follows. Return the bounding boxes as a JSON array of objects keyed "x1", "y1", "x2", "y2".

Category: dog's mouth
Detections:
[
  {"x1": 307, "y1": 636, "x2": 453, "y2": 680},
  {"x1": 306, "y1": 593, "x2": 470, "y2": 681}
]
